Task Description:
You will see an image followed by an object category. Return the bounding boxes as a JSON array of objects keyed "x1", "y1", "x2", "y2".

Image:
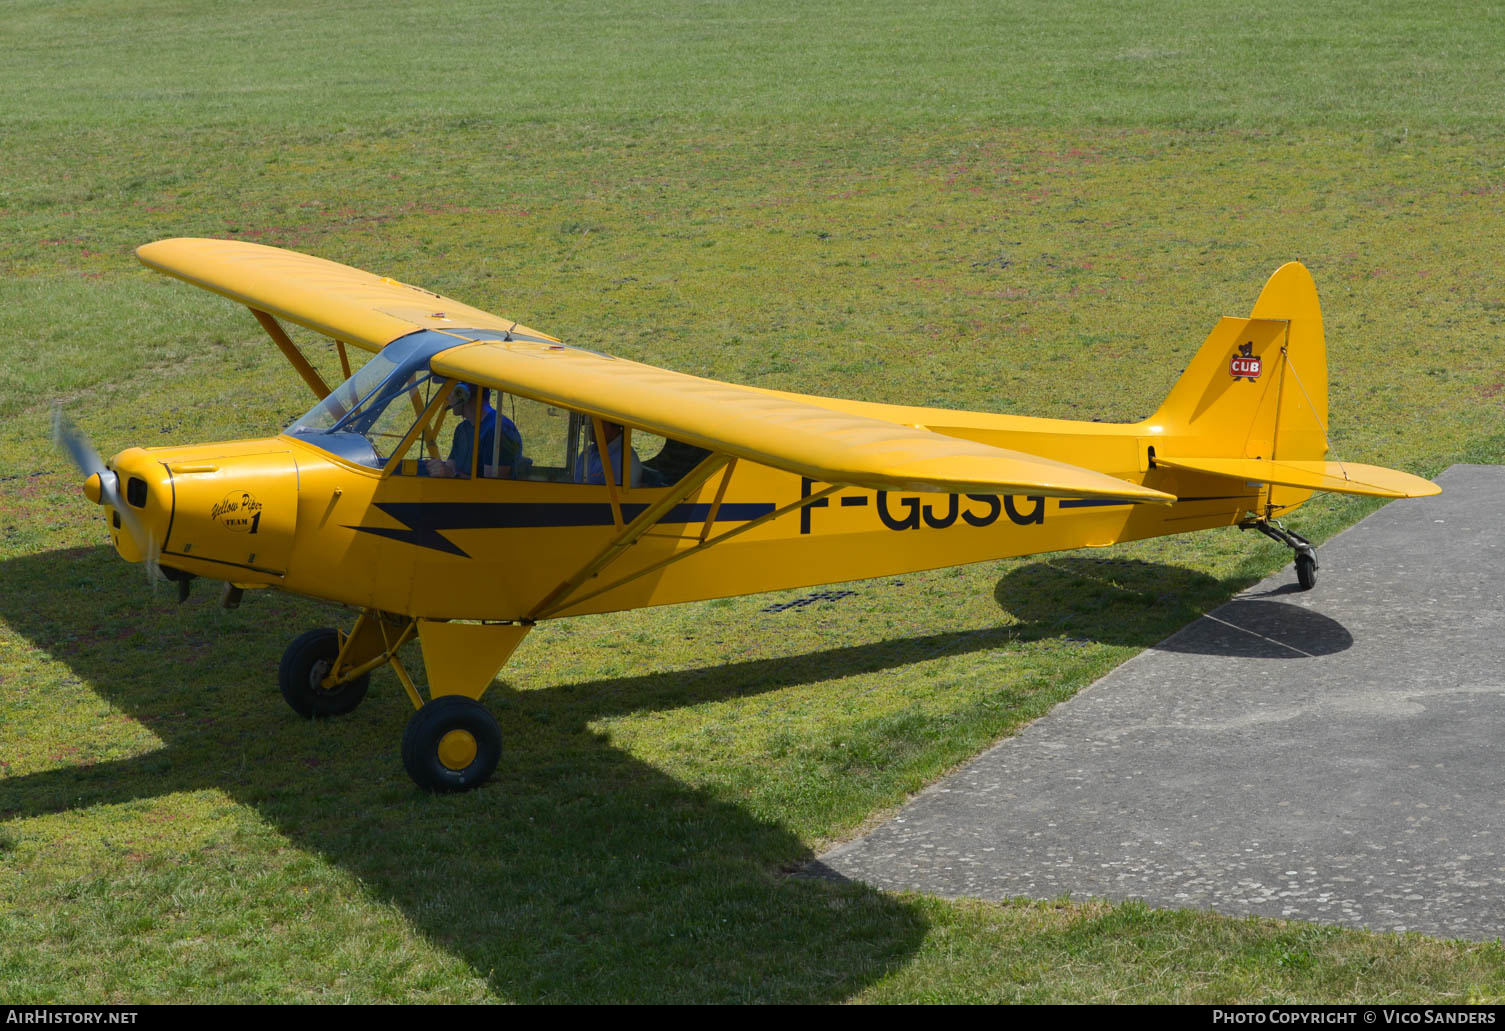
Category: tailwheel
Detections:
[
  {"x1": 1240, "y1": 518, "x2": 1319, "y2": 592},
  {"x1": 279, "y1": 627, "x2": 370, "y2": 718},
  {"x1": 1295, "y1": 552, "x2": 1318, "y2": 591},
  {"x1": 401, "y1": 695, "x2": 502, "y2": 793}
]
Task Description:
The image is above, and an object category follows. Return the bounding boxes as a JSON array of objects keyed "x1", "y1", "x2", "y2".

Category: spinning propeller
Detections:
[{"x1": 53, "y1": 406, "x2": 165, "y2": 587}]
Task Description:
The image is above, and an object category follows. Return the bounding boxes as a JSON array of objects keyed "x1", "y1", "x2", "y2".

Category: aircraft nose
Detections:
[
  {"x1": 99, "y1": 449, "x2": 173, "y2": 566},
  {"x1": 157, "y1": 447, "x2": 300, "y2": 581}
]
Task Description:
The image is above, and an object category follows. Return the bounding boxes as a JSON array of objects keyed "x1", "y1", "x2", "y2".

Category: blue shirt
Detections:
[{"x1": 449, "y1": 407, "x2": 522, "y2": 476}]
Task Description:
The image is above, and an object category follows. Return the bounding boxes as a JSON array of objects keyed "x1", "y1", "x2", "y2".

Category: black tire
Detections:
[
  {"x1": 401, "y1": 695, "x2": 502, "y2": 793},
  {"x1": 1295, "y1": 553, "x2": 1318, "y2": 591},
  {"x1": 278, "y1": 627, "x2": 370, "y2": 718}
]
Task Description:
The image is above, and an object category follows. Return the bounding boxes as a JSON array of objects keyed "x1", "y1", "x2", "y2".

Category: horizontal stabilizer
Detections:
[
  {"x1": 1156, "y1": 456, "x2": 1439, "y2": 499},
  {"x1": 434, "y1": 340, "x2": 1177, "y2": 502},
  {"x1": 137, "y1": 238, "x2": 554, "y2": 352}
]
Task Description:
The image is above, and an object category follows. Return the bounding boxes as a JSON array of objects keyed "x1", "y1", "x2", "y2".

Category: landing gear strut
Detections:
[{"x1": 1241, "y1": 518, "x2": 1319, "y2": 591}]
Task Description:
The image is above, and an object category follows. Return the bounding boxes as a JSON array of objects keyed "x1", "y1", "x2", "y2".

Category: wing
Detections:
[
  {"x1": 1155, "y1": 456, "x2": 1439, "y2": 499},
  {"x1": 136, "y1": 238, "x2": 556, "y2": 353},
  {"x1": 433, "y1": 340, "x2": 1175, "y2": 501}
]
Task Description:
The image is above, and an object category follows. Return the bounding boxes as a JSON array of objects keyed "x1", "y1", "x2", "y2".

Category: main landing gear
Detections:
[
  {"x1": 277, "y1": 609, "x2": 531, "y2": 793},
  {"x1": 278, "y1": 627, "x2": 370, "y2": 717},
  {"x1": 400, "y1": 695, "x2": 502, "y2": 793},
  {"x1": 1241, "y1": 518, "x2": 1319, "y2": 591}
]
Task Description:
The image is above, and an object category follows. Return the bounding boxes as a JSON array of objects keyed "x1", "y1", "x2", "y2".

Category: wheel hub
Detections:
[
  {"x1": 309, "y1": 657, "x2": 332, "y2": 692},
  {"x1": 437, "y1": 729, "x2": 478, "y2": 771}
]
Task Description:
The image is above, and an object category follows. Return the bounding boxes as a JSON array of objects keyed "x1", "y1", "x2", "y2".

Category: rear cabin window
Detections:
[{"x1": 497, "y1": 395, "x2": 710, "y2": 486}]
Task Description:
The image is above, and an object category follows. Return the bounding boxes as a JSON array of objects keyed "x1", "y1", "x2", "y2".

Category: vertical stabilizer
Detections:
[{"x1": 1148, "y1": 262, "x2": 1329, "y2": 514}]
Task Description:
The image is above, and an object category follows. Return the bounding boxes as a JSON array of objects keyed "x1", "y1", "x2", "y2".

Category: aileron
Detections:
[{"x1": 136, "y1": 237, "x2": 555, "y2": 353}]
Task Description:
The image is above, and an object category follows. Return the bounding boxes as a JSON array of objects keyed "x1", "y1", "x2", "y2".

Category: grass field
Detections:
[{"x1": 3, "y1": 0, "x2": 1504, "y2": 1004}]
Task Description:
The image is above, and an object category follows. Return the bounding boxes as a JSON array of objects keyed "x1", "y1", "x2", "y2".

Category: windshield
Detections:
[
  {"x1": 286, "y1": 351, "x2": 399, "y2": 437},
  {"x1": 284, "y1": 336, "x2": 444, "y2": 468}
]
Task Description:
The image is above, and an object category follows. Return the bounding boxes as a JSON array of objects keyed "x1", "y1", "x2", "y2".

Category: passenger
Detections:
[
  {"x1": 574, "y1": 419, "x2": 642, "y2": 487},
  {"x1": 427, "y1": 383, "x2": 522, "y2": 478}
]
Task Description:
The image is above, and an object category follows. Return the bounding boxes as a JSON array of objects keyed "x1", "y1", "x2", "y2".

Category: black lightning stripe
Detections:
[{"x1": 350, "y1": 501, "x2": 777, "y2": 557}]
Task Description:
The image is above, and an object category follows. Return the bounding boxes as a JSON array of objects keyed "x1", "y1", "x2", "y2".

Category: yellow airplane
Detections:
[{"x1": 58, "y1": 239, "x2": 1439, "y2": 792}]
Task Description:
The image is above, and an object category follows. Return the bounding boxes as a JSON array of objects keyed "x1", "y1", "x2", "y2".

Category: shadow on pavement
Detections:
[{"x1": 992, "y1": 556, "x2": 1351, "y2": 658}]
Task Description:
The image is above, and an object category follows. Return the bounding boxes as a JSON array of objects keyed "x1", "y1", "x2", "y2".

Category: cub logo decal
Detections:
[{"x1": 1229, "y1": 341, "x2": 1262, "y2": 382}]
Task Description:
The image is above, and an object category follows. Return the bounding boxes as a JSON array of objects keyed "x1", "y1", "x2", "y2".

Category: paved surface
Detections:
[{"x1": 816, "y1": 465, "x2": 1505, "y2": 940}]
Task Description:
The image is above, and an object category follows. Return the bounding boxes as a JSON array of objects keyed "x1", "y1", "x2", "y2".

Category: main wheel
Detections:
[
  {"x1": 279, "y1": 627, "x2": 370, "y2": 718},
  {"x1": 401, "y1": 695, "x2": 502, "y2": 793},
  {"x1": 1295, "y1": 553, "x2": 1318, "y2": 591}
]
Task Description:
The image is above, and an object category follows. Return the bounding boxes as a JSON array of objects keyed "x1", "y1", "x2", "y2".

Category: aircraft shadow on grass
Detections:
[
  {"x1": 0, "y1": 545, "x2": 967, "y2": 1002},
  {"x1": 993, "y1": 556, "x2": 1353, "y2": 659},
  {"x1": 3, "y1": 549, "x2": 1355, "y2": 998}
]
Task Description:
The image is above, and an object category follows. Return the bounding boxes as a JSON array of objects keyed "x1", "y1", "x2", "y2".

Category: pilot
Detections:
[
  {"x1": 427, "y1": 383, "x2": 522, "y2": 478},
  {"x1": 574, "y1": 419, "x2": 642, "y2": 487}
]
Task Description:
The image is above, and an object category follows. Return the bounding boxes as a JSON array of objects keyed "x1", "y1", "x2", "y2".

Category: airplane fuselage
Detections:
[{"x1": 102, "y1": 397, "x2": 1266, "y2": 625}]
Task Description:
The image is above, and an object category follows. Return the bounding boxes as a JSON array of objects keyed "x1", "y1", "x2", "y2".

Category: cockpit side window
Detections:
[
  {"x1": 636, "y1": 430, "x2": 710, "y2": 488},
  {"x1": 397, "y1": 382, "x2": 528, "y2": 479},
  {"x1": 372, "y1": 374, "x2": 447, "y2": 470},
  {"x1": 288, "y1": 351, "x2": 713, "y2": 483},
  {"x1": 495, "y1": 394, "x2": 583, "y2": 482},
  {"x1": 497, "y1": 395, "x2": 710, "y2": 486}
]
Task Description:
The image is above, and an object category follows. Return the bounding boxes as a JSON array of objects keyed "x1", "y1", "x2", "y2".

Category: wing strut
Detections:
[
  {"x1": 250, "y1": 308, "x2": 331, "y2": 400},
  {"x1": 530, "y1": 476, "x2": 844, "y2": 620},
  {"x1": 526, "y1": 452, "x2": 734, "y2": 621},
  {"x1": 698, "y1": 458, "x2": 738, "y2": 544},
  {"x1": 594, "y1": 417, "x2": 627, "y2": 530}
]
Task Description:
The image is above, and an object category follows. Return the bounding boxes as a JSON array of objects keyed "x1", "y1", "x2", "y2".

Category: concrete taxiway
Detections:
[{"x1": 816, "y1": 465, "x2": 1504, "y2": 940}]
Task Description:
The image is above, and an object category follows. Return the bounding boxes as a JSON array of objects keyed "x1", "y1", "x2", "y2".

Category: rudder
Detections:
[{"x1": 1147, "y1": 262, "x2": 1329, "y2": 514}]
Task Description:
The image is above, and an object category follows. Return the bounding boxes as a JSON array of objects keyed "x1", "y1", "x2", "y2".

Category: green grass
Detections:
[
  {"x1": 3, "y1": 0, "x2": 1505, "y2": 1005},
  {"x1": 3, "y1": 0, "x2": 1503, "y2": 131}
]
